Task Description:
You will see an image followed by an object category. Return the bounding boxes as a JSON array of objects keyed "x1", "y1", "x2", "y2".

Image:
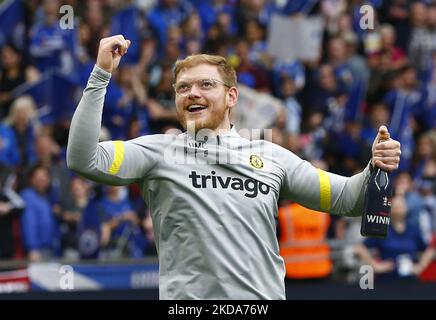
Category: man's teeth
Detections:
[{"x1": 188, "y1": 105, "x2": 207, "y2": 111}]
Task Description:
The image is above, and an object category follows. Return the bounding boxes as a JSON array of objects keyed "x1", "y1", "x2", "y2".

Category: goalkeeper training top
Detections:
[{"x1": 67, "y1": 66, "x2": 371, "y2": 300}]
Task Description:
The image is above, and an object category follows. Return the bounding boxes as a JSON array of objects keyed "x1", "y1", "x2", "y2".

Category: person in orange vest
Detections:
[{"x1": 278, "y1": 202, "x2": 333, "y2": 280}]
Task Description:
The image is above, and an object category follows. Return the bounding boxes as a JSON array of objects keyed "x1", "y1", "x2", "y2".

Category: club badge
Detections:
[{"x1": 250, "y1": 154, "x2": 264, "y2": 169}]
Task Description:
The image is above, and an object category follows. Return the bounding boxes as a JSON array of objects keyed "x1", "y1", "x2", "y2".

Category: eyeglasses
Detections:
[{"x1": 173, "y1": 78, "x2": 230, "y2": 96}]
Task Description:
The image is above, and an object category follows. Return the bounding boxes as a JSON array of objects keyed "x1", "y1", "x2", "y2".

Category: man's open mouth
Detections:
[{"x1": 187, "y1": 104, "x2": 208, "y2": 113}]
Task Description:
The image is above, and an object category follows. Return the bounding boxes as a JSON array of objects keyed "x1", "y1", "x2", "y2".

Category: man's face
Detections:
[{"x1": 174, "y1": 64, "x2": 237, "y2": 132}]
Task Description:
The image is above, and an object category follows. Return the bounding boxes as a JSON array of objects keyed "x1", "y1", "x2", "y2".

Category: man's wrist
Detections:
[{"x1": 93, "y1": 64, "x2": 112, "y2": 81}]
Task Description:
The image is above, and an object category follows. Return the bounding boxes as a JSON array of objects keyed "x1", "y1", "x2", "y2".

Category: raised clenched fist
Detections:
[{"x1": 96, "y1": 35, "x2": 131, "y2": 73}]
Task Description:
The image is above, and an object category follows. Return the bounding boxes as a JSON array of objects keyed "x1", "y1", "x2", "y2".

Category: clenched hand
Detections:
[
  {"x1": 96, "y1": 35, "x2": 131, "y2": 73},
  {"x1": 371, "y1": 125, "x2": 401, "y2": 172}
]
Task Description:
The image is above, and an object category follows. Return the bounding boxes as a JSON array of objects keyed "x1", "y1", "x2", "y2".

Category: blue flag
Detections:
[
  {"x1": 280, "y1": 0, "x2": 318, "y2": 15},
  {"x1": 11, "y1": 71, "x2": 77, "y2": 124},
  {"x1": 383, "y1": 90, "x2": 415, "y2": 171},
  {"x1": 0, "y1": 0, "x2": 25, "y2": 48},
  {"x1": 344, "y1": 79, "x2": 366, "y2": 122},
  {"x1": 111, "y1": 5, "x2": 140, "y2": 65},
  {"x1": 78, "y1": 199, "x2": 103, "y2": 259}
]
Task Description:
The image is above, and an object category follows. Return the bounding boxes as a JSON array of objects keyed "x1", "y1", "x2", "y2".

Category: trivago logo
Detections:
[{"x1": 188, "y1": 171, "x2": 270, "y2": 198}]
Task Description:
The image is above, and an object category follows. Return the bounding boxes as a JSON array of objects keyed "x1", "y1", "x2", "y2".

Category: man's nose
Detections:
[{"x1": 187, "y1": 84, "x2": 202, "y2": 98}]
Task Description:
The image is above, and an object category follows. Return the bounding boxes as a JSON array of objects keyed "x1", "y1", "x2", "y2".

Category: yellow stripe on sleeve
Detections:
[
  {"x1": 317, "y1": 169, "x2": 331, "y2": 212},
  {"x1": 108, "y1": 140, "x2": 125, "y2": 175}
]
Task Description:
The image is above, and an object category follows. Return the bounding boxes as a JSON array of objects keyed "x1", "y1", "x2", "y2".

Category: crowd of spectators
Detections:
[{"x1": 0, "y1": 0, "x2": 435, "y2": 283}]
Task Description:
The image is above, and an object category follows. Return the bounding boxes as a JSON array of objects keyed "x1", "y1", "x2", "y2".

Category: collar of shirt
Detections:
[{"x1": 181, "y1": 124, "x2": 241, "y2": 145}]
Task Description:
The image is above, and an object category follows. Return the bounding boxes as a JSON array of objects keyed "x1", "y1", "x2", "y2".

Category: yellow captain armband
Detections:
[
  {"x1": 317, "y1": 168, "x2": 331, "y2": 212},
  {"x1": 108, "y1": 140, "x2": 125, "y2": 175}
]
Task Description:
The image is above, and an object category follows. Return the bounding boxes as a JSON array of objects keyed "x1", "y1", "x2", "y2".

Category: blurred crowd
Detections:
[{"x1": 0, "y1": 0, "x2": 436, "y2": 283}]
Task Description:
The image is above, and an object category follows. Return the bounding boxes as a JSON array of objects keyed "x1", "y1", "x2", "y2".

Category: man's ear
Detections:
[{"x1": 227, "y1": 86, "x2": 238, "y2": 110}]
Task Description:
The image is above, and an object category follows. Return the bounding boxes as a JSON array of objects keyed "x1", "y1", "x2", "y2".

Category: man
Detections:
[{"x1": 67, "y1": 35, "x2": 401, "y2": 299}]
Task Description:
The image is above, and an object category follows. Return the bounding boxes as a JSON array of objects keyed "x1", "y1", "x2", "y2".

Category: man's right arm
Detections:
[{"x1": 67, "y1": 36, "x2": 156, "y2": 185}]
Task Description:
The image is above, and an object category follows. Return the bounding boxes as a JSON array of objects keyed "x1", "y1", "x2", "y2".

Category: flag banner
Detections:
[{"x1": 267, "y1": 14, "x2": 324, "y2": 62}]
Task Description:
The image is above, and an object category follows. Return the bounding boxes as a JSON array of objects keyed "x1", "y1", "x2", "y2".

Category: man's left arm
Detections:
[{"x1": 280, "y1": 126, "x2": 401, "y2": 217}]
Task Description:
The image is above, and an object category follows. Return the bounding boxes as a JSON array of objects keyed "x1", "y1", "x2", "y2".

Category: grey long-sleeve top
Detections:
[{"x1": 67, "y1": 65, "x2": 371, "y2": 300}]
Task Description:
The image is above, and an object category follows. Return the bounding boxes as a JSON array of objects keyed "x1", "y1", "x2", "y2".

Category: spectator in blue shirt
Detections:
[
  {"x1": 235, "y1": 0, "x2": 276, "y2": 32},
  {"x1": 100, "y1": 186, "x2": 146, "y2": 258},
  {"x1": 272, "y1": 59, "x2": 305, "y2": 98},
  {"x1": 29, "y1": 0, "x2": 79, "y2": 74},
  {"x1": 0, "y1": 124, "x2": 20, "y2": 168},
  {"x1": 411, "y1": 132, "x2": 436, "y2": 187},
  {"x1": 103, "y1": 65, "x2": 142, "y2": 140},
  {"x1": 243, "y1": 19, "x2": 268, "y2": 68},
  {"x1": 23, "y1": 134, "x2": 72, "y2": 220},
  {"x1": 59, "y1": 176, "x2": 90, "y2": 259},
  {"x1": 20, "y1": 165, "x2": 60, "y2": 261},
  {"x1": 277, "y1": 75, "x2": 302, "y2": 153},
  {"x1": 180, "y1": 11, "x2": 204, "y2": 48},
  {"x1": 355, "y1": 195, "x2": 435, "y2": 282},
  {"x1": 383, "y1": 65, "x2": 427, "y2": 171},
  {"x1": 147, "y1": 0, "x2": 194, "y2": 53},
  {"x1": 4, "y1": 95, "x2": 40, "y2": 168},
  {"x1": 303, "y1": 64, "x2": 347, "y2": 118},
  {"x1": 0, "y1": 43, "x2": 40, "y2": 118},
  {"x1": 197, "y1": 0, "x2": 237, "y2": 36},
  {"x1": 394, "y1": 171, "x2": 428, "y2": 233},
  {"x1": 326, "y1": 36, "x2": 355, "y2": 92}
]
